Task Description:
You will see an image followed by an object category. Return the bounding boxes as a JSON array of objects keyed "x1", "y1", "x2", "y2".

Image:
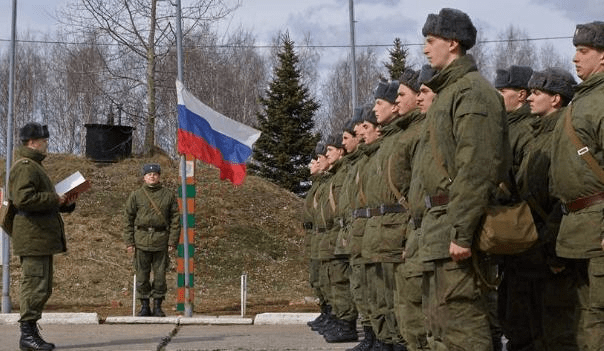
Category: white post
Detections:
[
  {"x1": 132, "y1": 274, "x2": 136, "y2": 317},
  {"x1": 240, "y1": 273, "x2": 247, "y2": 317}
]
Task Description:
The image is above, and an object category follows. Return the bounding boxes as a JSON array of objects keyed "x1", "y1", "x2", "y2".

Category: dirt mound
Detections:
[{"x1": 1, "y1": 154, "x2": 315, "y2": 319}]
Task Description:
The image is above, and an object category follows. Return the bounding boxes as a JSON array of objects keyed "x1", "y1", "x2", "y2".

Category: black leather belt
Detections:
[
  {"x1": 303, "y1": 222, "x2": 313, "y2": 230},
  {"x1": 316, "y1": 227, "x2": 327, "y2": 233},
  {"x1": 561, "y1": 191, "x2": 604, "y2": 214},
  {"x1": 352, "y1": 204, "x2": 406, "y2": 218},
  {"x1": 17, "y1": 210, "x2": 55, "y2": 217},
  {"x1": 425, "y1": 194, "x2": 449, "y2": 209},
  {"x1": 136, "y1": 225, "x2": 167, "y2": 231}
]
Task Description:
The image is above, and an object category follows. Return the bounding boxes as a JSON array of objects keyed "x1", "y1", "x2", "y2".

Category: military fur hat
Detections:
[
  {"x1": 417, "y1": 64, "x2": 437, "y2": 86},
  {"x1": 20, "y1": 122, "x2": 49, "y2": 142},
  {"x1": 374, "y1": 80, "x2": 399, "y2": 104},
  {"x1": 528, "y1": 67, "x2": 577, "y2": 102},
  {"x1": 399, "y1": 69, "x2": 420, "y2": 92},
  {"x1": 494, "y1": 65, "x2": 534, "y2": 90},
  {"x1": 573, "y1": 21, "x2": 604, "y2": 49},
  {"x1": 351, "y1": 106, "x2": 365, "y2": 127},
  {"x1": 361, "y1": 103, "x2": 378, "y2": 126},
  {"x1": 325, "y1": 133, "x2": 344, "y2": 149},
  {"x1": 142, "y1": 163, "x2": 161, "y2": 175},
  {"x1": 314, "y1": 142, "x2": 327, "y2": 157},
  {"x1": 343, "y1": 118, "x2": 357, "y2": 136},
  {"x1": 422, "y1": 8, "x2": 477, "y2": 50}
]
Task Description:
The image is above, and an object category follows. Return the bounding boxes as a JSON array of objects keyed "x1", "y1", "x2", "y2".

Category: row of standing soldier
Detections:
[{"x1": 303, "y1": 7, "x2": 604, "y2": 351}]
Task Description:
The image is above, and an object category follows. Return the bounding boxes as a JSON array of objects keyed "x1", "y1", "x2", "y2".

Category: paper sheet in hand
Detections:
[{"x1": 55, "y1": 171, "x2": 91, "y2": 197}]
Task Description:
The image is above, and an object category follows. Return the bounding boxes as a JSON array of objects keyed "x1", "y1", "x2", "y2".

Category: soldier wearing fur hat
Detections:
[
  {"x1": 352, "y1": 77, "x2": 423, "y2": 350},
  {"x1": 124, "y1": 163, "x2": 180, "y2": 317},
  {"x1": 417, "y1": 8, "x2": 511, "y2": 350},
  {"x1": 10, "y1": 122, "x2": 78, "y2": 351},
  {"x1": 498, "y1": 67, "x2": 580, "y2": 351},
  {"x1": 550, "y1": 21, "x2": 604, "y2": 350}
]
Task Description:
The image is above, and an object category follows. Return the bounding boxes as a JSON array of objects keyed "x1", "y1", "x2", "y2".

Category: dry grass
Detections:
[{"x1": 1, "y1": 154, "x2": 315, "y2": 319}]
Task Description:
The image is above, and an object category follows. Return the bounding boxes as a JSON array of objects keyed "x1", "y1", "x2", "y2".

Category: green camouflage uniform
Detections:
[
  {"x1": 508, "y1": 103, "x2": 536, "y2": 180},
  {"x1": 10, "y1": 146, "x2": 75, "y2": 322},
  {"x1": 349, "y1": 143, "x2": 379, "y2": 328},
  {"x1": 124, "y1": 183, "x2": 180, "y2": 300},
  {"x1": 500, "y1": 108, "x2": 580, "y2": 350},
  {"x1": 313, "y1": 170, "x2": 335, "y2": 306},
  {"x1": 304, "y1": 175, "x2": 325, "y2": 305},
  {"x1": 550, "y1": 71, "x2": 604, "y2": 351},
  {"x1": 417, "y1": 55, "x2": 510, "y2": 351}
]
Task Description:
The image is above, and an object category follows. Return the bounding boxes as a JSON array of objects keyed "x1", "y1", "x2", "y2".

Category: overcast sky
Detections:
[{"x1": 1, "y1": 0, "x2": 603, "y2": 75}]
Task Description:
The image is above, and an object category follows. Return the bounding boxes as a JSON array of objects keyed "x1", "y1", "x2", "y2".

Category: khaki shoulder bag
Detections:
[{"x1": 1, "y1": 158, "x2": 38, "y2": 235}]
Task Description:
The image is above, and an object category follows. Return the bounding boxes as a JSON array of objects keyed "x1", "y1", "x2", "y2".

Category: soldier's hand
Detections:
[
  {"x1": 449, "y1": 241, "x2": 471, "y2": 262},
  {"x1": 127, "y1": 246, "x2": 135, "y2": 255}
]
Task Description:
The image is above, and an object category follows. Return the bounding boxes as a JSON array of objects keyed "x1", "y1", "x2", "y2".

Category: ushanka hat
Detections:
[
  {"x1": 417, "y1": 64, "x2": 437, "y2": 86},
  {"x1": 20, "y1": 122, "x2": 49, "y2": 142},
  {"x1": 343, "y1": 118, "x2": 357, "y2": 136},
  {"x1": 374, "y1": 80, "x2": 399, "y2": 104},
  {"x1": 314, "y1": 142, "x2": 327, "y2": 157},
  {"x1": 398, "y1": 68, "x2": 420, "y2": 93},
  {"x1": 360, "y1": 103, "x2": 378, "y2": 126},
  {"x1": 142, "y1": 163, "x2": 161, "y2": 176},
  {"x1": 494, "y1": 65, "x2": 534, "y2": 90},
  {"x1": 573, "y1": 21, "x2": 604, "y2": 49},
  {"x1": 528, "y1": 67, "x2": 577, "y2": 102},
  {"x1": 325, "y1": 133, "x2": 344, "y2": 149},
  {"x1": 422, "y1": 8, "x2": 477, "y2": 50}
]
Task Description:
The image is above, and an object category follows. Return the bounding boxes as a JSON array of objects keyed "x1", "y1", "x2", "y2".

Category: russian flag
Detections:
[{"x1": 176, "y1": 80, "x2": 261, "y2": 185}]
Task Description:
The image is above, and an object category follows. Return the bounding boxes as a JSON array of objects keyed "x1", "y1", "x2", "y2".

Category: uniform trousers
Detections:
[
  {"x1": 396, "y1": 258, "x2": 429, "y2": 350},
  {"x1": 423, "y1": 258, "x2": 492, "y2": 351},
  {"x1": 328, "y1": 257, "x2": 358, "y2": 321},
  {"x1": 367, "y1": 262, "x2": 401, "y2": 344},
  {"x1": 350, "y1": 261, "x2": 371, "y2": 327},
  {"x1": 135, "y1": 248, "x2": 169, "y2": 299},
  {"x1": 575, "y1": 256, "x2": 604, "y2": 351},
  {"x1": 309, "y1": 259, "x2": 326, "y2": 306},
  {"x1": 19, "y1": 255, "x2": 53, "y2": 322}
]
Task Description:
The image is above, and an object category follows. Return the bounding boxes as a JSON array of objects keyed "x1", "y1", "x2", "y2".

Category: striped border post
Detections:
[{"x1": 177, "y1": 155, "x2": 195, "y2": 312}]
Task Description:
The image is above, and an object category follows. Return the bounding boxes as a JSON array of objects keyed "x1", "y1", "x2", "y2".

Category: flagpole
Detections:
[{"x1": 175, "y1": 0, "x2": 192, "y2": 318}]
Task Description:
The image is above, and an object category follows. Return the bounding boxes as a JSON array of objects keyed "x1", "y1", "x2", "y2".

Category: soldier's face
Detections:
[
  {"x1": 143, "y1": 172, "x2": 160, "y2": 185},
  {"x1": 527, "y1": 89, "x2": 557, "y2": 116},
  {"x1": 358, "y1": 121, "x2": 380, "y2": 144},
  {"x1": 28, "y1": 138, "x2": 48, "y2": 154},
  {"x1": 326, "y1": 145, "x2": 344, "y2": 164},
  {"x1": 316, "y1": 155, "x2": 330, "y2": 171},
  {"x1": 342, "y1": 131, "x2": 359, "y2": 154},
  {"x1": 309, "y1": 159, "x2": 318, "y2": 175},
  {"x1": 416, "y1": 85, "x2": 436, "y2": 114},
  {"x1": 373, "y1": 99, "x2": 397, "y2": 125},
  {"x1": 395, "y1": 84, "x2": 418, "y2": 116},
  {"x1": 423, "y1": 35, "x2": 455, "y2": 70},
  {"x1": 574, "y1": 45, "x2": 604, "y2": 81},
  {"x1": 498, "y1": 88, "x2": 525, "y2": 113}
]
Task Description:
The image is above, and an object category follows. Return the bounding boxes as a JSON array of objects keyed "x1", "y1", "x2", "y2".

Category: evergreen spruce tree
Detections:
[
  {"x1": 250, "y1": 34, "x2": 320, "y2": 195},
  {"x1": 384, "y1": 38, "x2": 409, "y2": 80}
]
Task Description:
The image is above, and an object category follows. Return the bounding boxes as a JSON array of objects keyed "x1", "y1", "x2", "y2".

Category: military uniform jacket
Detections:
[
  {"x1": 362, "y1": 110, "x2": 424, "y2": 263},
  {"x1": 317, "y1": 159, "x2": 347, "y2": 261},
  {"x1": 303, "y1": 175, "x2": 320, "y2": 259},
  {"x1": 515, "y1": 109, "x2": 565, "y2": 271},
  {"x1": 508, "y1": 103, "x2": 536, "y2": 181},
  {"x1": 10, "y1": 146, "x2": 74, "y2": 256},
  {"x1": 124, "y1": 183, "x2": 181, "y2": 251},
  {"x1": 551, "y1": 72, "x2": 604, "y2": 259},
  {"x1": 310, "y1": 172, "x2": 330, "y2": 260},
  {"x1": 349, "y1": 143, "x2": 379, "y2": 264},
  {"x1": 335, "y1": 148, "x2": 365, "y2": 256},
  {"x1": 417, "y1": 55, "x2": 511, "y2": 261}
]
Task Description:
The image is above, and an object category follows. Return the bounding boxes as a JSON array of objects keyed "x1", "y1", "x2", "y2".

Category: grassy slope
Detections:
[{"x1": 2, "y1": 154, "x2": 314, "y2": 318}]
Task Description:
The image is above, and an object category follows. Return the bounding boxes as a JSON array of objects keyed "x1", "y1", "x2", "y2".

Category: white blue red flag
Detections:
[{"x1": 176, "y1": 80, "x2": 261, "y2": 185}]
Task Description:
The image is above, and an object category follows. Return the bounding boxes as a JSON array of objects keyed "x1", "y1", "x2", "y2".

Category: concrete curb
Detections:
[
  {"x1": 104, "y1": 315, "x2": 253, "y2": 325},
  {"x1": 0, "y1": 313, "x2": 99, "y2": 325},
  {"x1": 254, "y1": 313, "x2": 320, "y2": 325}
]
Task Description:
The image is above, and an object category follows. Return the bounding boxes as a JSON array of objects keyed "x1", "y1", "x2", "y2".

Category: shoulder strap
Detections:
[
  {"x1": 429, "y1": 118, "x2": 453, "y2": 183},
  {"x1": 142, "y1": 188, "x2": 168, "y2": 226},
  {"x1": 563, "y1": 105, "x2": 604, "y2": 184},
  {"x1": 386, "y1": 155, "x2": 409, "y2": 209}
]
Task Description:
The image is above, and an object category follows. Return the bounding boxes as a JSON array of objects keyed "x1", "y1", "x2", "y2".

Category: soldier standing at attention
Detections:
[
  {"x1": 417, "y1": 8, "x2": 511, "y2": 350},
  {"x1": 124, "y1": 163, "x2": 180, "y2": 317},
  {"x1": 10, "y1": 122, "x2": 78, "y2": 351},
  {"x1": 550, "y1": 21, "x2": 604, "y2": 351}
]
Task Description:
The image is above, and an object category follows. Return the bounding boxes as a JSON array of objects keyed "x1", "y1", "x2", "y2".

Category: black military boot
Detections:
[
  {"x1": 307, "y1": 304, "x2": 330, "y2": 328},
  {"x1": 153, "y1": 298, "x2": 166, "y2": 317},
  {"x1": 324, "y1": 319, "x2": 359, "y2": 343},
  {"x1": 316, "y1": 314, "x2": 337, "y2": 335},
  {"x1": 372, "y1": 340, "x2": 394, "y2": 351},
  {"x1": 19, "y1": 321, "x2": 54, "y2": 351},
  {"x1": 346, "y1": 325, "x2": 375, "y2": 351},
  {"x1": 137, "y1": 298, "x2": 151, "y2": 316}
]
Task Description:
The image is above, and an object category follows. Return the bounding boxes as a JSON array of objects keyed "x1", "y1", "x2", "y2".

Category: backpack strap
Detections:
[{"x1": 563, "y1": 105, "x2": 604, "y2": 184}]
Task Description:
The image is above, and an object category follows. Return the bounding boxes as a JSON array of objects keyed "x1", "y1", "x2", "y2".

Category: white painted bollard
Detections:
[
  {"x1": 241, "y1": 273, "x2": 247, "y2": 317},
  {"x1": 132, "y1": 274, "x2": 136, "y2": 317}
]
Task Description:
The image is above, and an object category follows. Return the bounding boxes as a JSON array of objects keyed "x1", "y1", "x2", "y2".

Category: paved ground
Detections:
[{"x1": 0, "y1": 323, "x2": 360, "y2": 351}]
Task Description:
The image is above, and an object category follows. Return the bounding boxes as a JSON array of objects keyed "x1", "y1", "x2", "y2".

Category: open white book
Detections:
[{"x1": 55, "y1": 171, "x2": 91, "y2": 197}]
